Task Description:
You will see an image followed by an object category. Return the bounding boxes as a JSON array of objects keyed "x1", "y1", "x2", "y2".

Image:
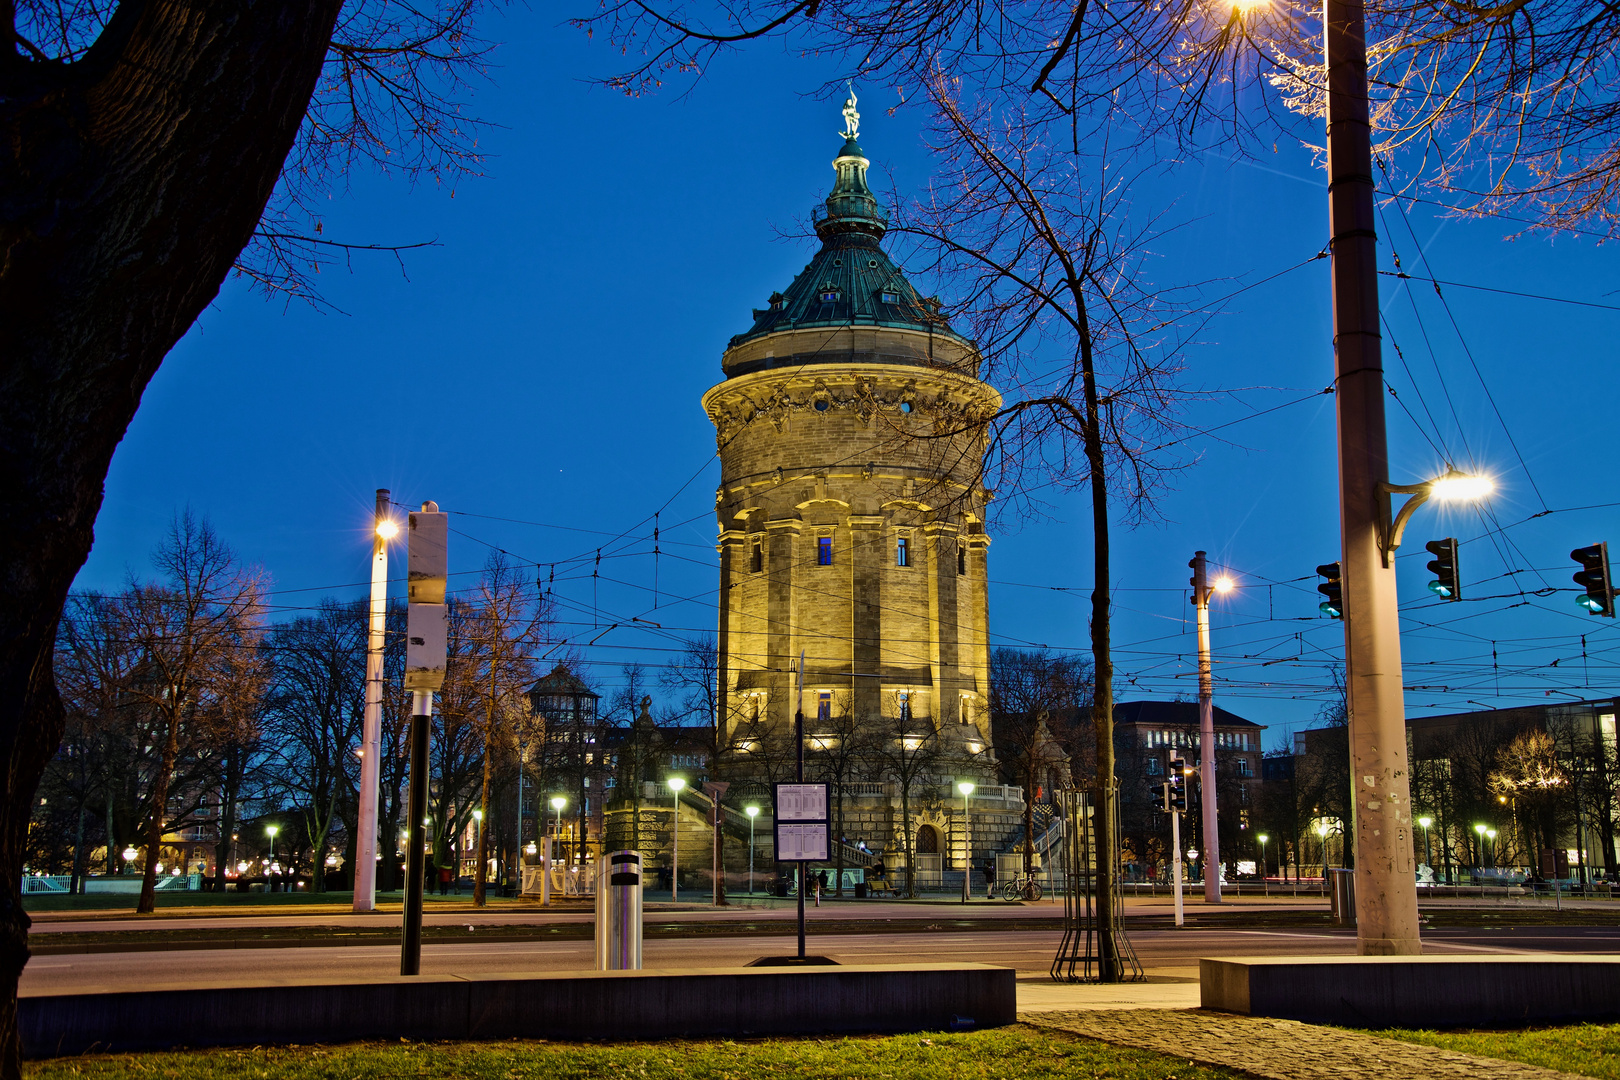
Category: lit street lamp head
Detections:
[
  {"x1": 957, "y1": 780, "x2": 976, "y2": 796},
  {"x1": 1474, "y1": 823, "x2": 1487, "y2": 835},
  {"x1": 667, "y1": 777, "x2": 686, "y2": 792},
  {"x1": 376, "y1": 518, "x2": 399, "y2": 539},
  {"x1": 745, "y1": 805, "x2": 759, "y2": 818},
  {"x1": 550, "y1": 796, "x2": 566, "y2": 811},
  {"x1": 266, "y1": 825, "x2": 278, "y2": 838},
  {"x1": 1428, "y1": 469, "x2": 1494, "y2": 502},
  {"x1": 1418, "y1": 816, "x2": 1434, "y2": 829},
  {"x1": 1213, "y1": 575, "x2": 1235, "y2": 594}
]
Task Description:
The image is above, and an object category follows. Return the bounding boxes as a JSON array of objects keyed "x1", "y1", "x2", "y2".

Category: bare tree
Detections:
[
  {"x1": 121, "y1": 514, "x2": 265, "y2": 913},
  {"x1": 869, "y1": 701, "x2": 942, "y2": 898},
  {"x1": 989, "y1": 648, "x2": 1090, "y2": 876},
  {"x1": 265, "y1": 600, "x2": 366, "y2": 892},
  {"x1": 2, "y1": 2, "x2": 503, "y2": 1061},
  {"x1": 469, "y1": 554, "x2": 545, "y2": 905}
]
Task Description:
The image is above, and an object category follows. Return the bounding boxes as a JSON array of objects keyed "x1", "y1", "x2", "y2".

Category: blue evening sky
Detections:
[{"x1": 72, "y1": 8, "x2": 1620, "y2": 748}]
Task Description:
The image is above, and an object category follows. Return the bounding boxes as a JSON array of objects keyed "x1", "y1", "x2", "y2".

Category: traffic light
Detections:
[
  {"x1": 1425, "y1": 538, "x2": 1461, "y2": 601},
  {"x1": 1316, "y1": 562, "x2": 1343, "y2": 619},
  {"x1": 1571, "y1": 542, "x2": 1615, "y2": 617},
  {"x1": 1166, "y1": 758, "x2": 1188, "y2": 812}
]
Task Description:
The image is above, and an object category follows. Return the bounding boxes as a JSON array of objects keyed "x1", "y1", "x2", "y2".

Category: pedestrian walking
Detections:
[{"x1": 983, "y1": 858, "x2": 997, "y2": 899}]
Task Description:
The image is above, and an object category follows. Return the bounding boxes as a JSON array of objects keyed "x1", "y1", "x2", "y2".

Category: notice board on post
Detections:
[{"x1": 773, "y1": 783, "x2": 829, "y2": 862}]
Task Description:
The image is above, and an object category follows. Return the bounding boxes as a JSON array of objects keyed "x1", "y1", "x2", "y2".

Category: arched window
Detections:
[{"x1": 916, "y1": 825, "x2": 940, "y2": 854}]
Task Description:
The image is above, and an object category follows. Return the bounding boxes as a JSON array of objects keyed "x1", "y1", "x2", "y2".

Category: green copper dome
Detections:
[{"x1": 726, "y1": 109, "x2": 970, "y2": 365}]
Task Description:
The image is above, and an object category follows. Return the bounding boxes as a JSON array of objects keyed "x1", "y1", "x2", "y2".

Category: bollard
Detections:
[
  {"x1": 1329, "y1": 867, "x2": 1356, "y2": 926},
  {"x1": 595, "y1": 850, "x2": 643, "y2": 970}
]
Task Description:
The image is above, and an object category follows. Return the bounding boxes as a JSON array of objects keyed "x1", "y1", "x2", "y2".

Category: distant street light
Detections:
[
  {"x1": 1474, "y1": 822, "x2": 1488, "y2": 870},
  {"x1": 745, "y1": 806, "x2": 760, "y2": 896},
  {"x1": 668, "y1": 778, "x2": 686, "y2": 901},
  {"x1": 957, "y1": 781, "x2": 976, "y2": 904},
  {"x1": 1417, "y1": 816, "x2": 1435, "y2": 881},
  {"x1": 1257, "y1": 834, "x2": 1270, "y2": 897},
  {"x1": 121, "y1": 846, "x2": 137, "y2": 873},
  {"x1": 266, "y1": 824, "x2": 279, "y2": 862}
]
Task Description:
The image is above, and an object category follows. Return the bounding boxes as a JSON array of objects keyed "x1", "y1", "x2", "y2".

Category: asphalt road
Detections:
[{"x1": 25, "y1": 924, "x2": 1620, "y2": 997}]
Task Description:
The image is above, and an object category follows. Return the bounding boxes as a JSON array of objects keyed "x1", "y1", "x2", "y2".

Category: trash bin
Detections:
[
  {"x1": 854, "y1": 881, "x2": 868, "y2": 899},
  {"x1": 595, "y1": 850, "x2": 643, "y2": 970},
  {"x1": 1329, "y1": 867, "x2": 1356, "y2": 926}
]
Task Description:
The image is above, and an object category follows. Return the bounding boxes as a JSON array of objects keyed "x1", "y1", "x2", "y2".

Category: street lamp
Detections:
[
  {"x1": 1315, "y1": 821, "x2": 1330, "y2": 882},
  {"x1": 1417, "y1": 816, "x2": 1434, "y2": 883},
  {"x1": 266, "y1": 825, "x2": 279, "y2": 890},
  {"x1": 1486, "y1": 829, "x2": 1498, "y2": 870},
  {"x1": 355, "y1": 492, "x2": 398, "y2": 915},
  {"x1": 1474, "y1": 823, "x2": 1487, "y2": 873},
  {"x1": 745, "y1": 805, "x2": 760, "y2": 896},
  {"x1": 1257, "y1": 834, "x2": 1270, "y2": 898},
  {"x1": 667, "y1": 777, "x2": 686, "y2": 901},
  {"x1": 121, "y1": 846, "x2": 137, "y2": 873},
  {"x1": 1189, "y1": 551, "x2": 1232, "y2": 904}
]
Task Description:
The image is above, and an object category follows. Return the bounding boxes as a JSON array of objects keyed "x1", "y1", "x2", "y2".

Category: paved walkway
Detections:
[{"x1": 1022, "y1": 1008, "x2": 1589, "y2": 1080}]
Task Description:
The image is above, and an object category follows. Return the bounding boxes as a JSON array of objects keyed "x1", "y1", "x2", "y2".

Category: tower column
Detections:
[
  {"x1": 765, "y1": 517, "x2": 802, "y2": 729},
  {"x1": 925, "y1": 521, "x2": 962, "y2": 726},
  {"x1": 850, "y1": 515, "x2": 884, "y2": 721}
]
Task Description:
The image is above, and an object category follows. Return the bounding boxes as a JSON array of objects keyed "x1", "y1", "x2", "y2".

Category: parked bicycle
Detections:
[{"x1": 1001, "y1": 873, "x2": 1043, "y2": 902}]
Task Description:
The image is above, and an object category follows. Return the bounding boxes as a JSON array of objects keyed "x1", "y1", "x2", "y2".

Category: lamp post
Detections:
[
  {"x1": 957, "y1": 781, "x2": 976, "y2": 904},
  {"x1": 745, "y1": 805, "x2": 759, "y2": 895},
  {"x1": 266, "y1": 825, "x2": 279, "y2": 892},
  {"x1": 547, "y1": 796, "x2": 565, "y2": 905},
  {"x1": 667, "y1": 777, "x2": 686, "y2": 901},
  {"x1": 121, "y1": 846, "x2": 136, "y2": 874},
  {"x1": 1417, "y1": 816, "x2": 1434, "y2": 883},
  {"x1": 472, "y1": 808, "x2": 484, "y2": 889},
  {"x1": 354, "y1": 490, "x2": 395, "y2": 913},
  {"x1": 1315, "y1": 821, "x2": 1330, "y2": 884},
  {"x1": 1474, "y1": 823, "x2": 1487, "y2": 877},
  {"x1": 1257, "y1": 834, "x2": 1270, "y2": 898},
  {"x1": 1189, "y1": 553, "x2": 1234, "y2": 903}
]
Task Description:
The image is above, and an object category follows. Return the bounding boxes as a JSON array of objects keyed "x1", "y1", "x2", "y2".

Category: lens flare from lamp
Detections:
[
  {"x1": 1214, "y1": 576, "x2": 1235, "y2": 593},
  {"x1": 376, "y1": 519, "x2": 399, "y2": 539},
  {"x1": 1429, "y1": 472, "x2": 1494, "y2": 502}
]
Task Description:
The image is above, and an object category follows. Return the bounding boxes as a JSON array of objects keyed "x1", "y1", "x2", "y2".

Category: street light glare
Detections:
[
  {"x1": 376, "y1": 518, "x2": 399, "y2": 539},
  {"x1": 957, "y1": 780, "x2": 976, "y2": 796},
  {"x1": 1418, "y1": 816, "x2": 1434, "y2": 828},
  {"x1": 745, "y1": 805, "x2": 759, "y2": 818},
  {"x1": 1231, "y1": 0, "x2": 1267, "y2": 11},
  {"x1": 550, "y1": 796, "x2": 566, "y2": 810},
  {"x1": 667, "y1": 777, "x2": 686, "y2": 792},
  {"x1": 1429, "y1": 471, "x2": 1494, "y2": 502},
  {"x1": 1213, "y1": 576, "x2": 1235, "y2": 593}
]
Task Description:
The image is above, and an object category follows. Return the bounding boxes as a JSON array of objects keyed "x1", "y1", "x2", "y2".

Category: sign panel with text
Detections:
[{"x1": 775, "y1": 822, "x2": 830, "y2": 862}]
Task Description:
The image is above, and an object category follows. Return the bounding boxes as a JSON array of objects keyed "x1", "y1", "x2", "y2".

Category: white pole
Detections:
[
  {"x1": 1172, "y1": 809, "x2": 1185, "y2": 927},
  {"x1": 671, "y1": 785, "x2": 680, "y2": 902},
  {"x1": 961, "y1": 789, "x2": 971, "y2": 904},
  {"x1": 1192, "y1": 551, "x2": 1221, "y2": 903},
  {"x1": 354, "y1": 488, "x2": 390, "y2": 913},
  {"x1": 749, "y1": 815, "x2": 756, "y2": 895}
]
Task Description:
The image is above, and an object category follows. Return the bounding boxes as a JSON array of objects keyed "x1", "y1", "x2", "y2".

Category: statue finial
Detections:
[{"x1": 840, "y1": 83, "x2": 860, "y2": 140}]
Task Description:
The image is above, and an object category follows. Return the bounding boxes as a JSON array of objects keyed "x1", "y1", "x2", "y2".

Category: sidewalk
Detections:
[{"x1": 1021, "y1": 1008, "x2": 1589, "y2": 1080}]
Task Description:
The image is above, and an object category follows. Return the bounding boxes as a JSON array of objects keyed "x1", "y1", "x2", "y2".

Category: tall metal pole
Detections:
[
  {"x1": 670, "y1": 784, "x2": 680, "y2": 902},
  {"x1": 1325, "y1": 0, "x2": 1422, "y2": 955},
  {"x1": 1171, "y1": 807, "x2": 1184, "y2": 927},
  {"x1": 355, "y1": 489, "x2": 390, "y2": 913},
  {"x1": 401, "y1": 690, "x2": 431, "y2": 975},
  {"x1": 1191, "y1": 551, "x2": 1220, "y2": 903}
]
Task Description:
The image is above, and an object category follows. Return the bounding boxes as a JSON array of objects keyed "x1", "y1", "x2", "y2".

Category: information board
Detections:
[
  {"x1": 775, "y1": 822, "x2": 830, "y2": 862},
  {"x1": 775, "y1": 783, "x2": 828, "y2": 821}
]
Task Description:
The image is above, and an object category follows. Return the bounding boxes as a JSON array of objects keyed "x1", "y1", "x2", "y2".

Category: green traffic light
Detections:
[{"x1": 1427, "y1": 580, "x2": 1453, "y2": 599}]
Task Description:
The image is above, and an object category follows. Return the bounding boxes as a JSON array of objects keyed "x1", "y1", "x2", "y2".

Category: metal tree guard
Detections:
[{"x1": 1051, "y1": 788, "x2": 1142, "y2": 983}]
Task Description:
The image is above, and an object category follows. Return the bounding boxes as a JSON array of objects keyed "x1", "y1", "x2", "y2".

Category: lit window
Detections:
[
  {"x1": 817, "y1": 536, "x2": 833, "y2": 565},
  {"x1": 897, "y1": 535, "x2": 910, "y2": 567},
  {"x1": 818, "y1": 693, "x2": 831, "y2": 722},
  {"x1": 898, "y1": 691, "x2": 911, "y2": 722}
]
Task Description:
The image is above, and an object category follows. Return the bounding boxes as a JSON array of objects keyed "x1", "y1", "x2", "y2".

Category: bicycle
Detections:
[{"x1": 1001, "y1": 873, "x2": 1043, "y2": 902}]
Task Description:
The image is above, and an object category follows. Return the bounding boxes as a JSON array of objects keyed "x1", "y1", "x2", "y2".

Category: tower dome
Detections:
[
  {"x1": 703, "y1": 91, "x2": 1001, "y2": 806},
  {"x1": 722, "y1": 92, "x2": 975, "y2": 379}
]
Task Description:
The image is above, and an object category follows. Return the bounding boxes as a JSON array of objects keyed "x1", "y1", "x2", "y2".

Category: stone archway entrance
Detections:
[{"x1": 916, "y1": 824, "x2": 940, "y2": 854}]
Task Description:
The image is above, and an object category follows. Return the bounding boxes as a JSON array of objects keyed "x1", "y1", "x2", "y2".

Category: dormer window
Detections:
[
  {"x1": 820, "y1": 290, "x2": 839, "y2": 302},
  {"x1": 881, "y1": 291, "x2": 900, "y2": 304}
]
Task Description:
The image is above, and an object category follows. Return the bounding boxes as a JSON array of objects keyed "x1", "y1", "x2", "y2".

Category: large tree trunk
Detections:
[
  {"x1": 136, "y1": 707, "x2": 183, "y2": 913},
  {"x1": 0, "y1": 3, "x2": 342, "y2": 1069}
]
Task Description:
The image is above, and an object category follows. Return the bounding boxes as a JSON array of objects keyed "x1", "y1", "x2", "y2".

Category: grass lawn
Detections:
[
  {"x1": 1374, "y1": 1023, "x2": 1620, "y2": 1078},
  {"x1": 24, "y1": 1027, "x2": 1240, "y2": 1080}
]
